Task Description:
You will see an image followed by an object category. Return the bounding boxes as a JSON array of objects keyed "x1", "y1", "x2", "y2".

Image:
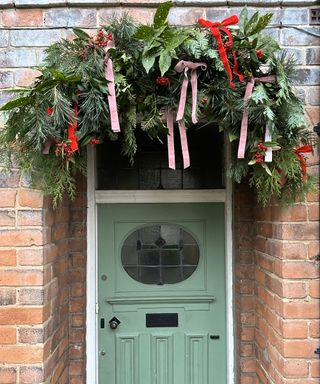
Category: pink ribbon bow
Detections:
[
  {"x1": 237, "y1": 75, "x2": 276, "y2": 159},
  {"x1": 105, "y1": 39, "x2": 120, "y2": 133},
  {"x1": 174, "y1": 60, "x2": 207, "y2": 124},
  {"x1": 166, "y1": 110, "x2": 190, "y2": 170}
]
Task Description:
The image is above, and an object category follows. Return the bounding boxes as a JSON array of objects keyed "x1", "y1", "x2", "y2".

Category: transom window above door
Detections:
[
  {"x1": 121, "y1": 224, "x2": 200, "y2": 285},
  {"x1": 96, "y1": 124, "x2": 224, "y2": 190}
]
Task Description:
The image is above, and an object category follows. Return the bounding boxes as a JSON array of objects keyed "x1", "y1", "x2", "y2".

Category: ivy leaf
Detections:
[
  {"x1": 0, "y1": 96, "x2": 29, "y2": 111},
  {"x1": 153, "y1": 1, "x2": 172, "y2": 29},
  {"x1": 134, "y1": 25, "x2": 154, "y2": 40},
  {"x1": 72, "y1": 28, "x2": 90, "y2": 40},
  {"x1": 142, "y1": 54, "x2": 156, "y2": 74},
  {"x1": 159, "y1": 50, "x2": 172, "y2": 76}
]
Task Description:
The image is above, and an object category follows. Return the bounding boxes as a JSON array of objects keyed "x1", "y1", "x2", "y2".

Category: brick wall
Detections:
[{"x1": 0, "y1": 1, "x2": 319, "y2": 383}]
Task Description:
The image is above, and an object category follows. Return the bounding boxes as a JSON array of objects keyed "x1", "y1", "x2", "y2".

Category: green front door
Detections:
[{"x1": 98, "y1": 203, "x2": 226, "y2": 384}]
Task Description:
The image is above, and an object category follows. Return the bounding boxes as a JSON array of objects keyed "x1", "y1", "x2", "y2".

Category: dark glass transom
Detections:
[{"x1": 121, "y1": 225, "x2": 200, "y2": 285}]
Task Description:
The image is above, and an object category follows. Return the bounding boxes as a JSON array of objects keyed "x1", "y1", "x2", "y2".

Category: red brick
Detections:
[
  {"x1": 14, "y1": 69, "x2": 41, "y2": 88},
  {"x1": 282, "y1": 282, "x2": 307, "y2": 298},
  {"x1": 277, "y1": 262, "x2": 319, "y2": 279},
  {"x1": 309, "y1": 280, "x2": 320, "y2": 298},
  {"x1": 17, "y1": 210, "x2": 43, "y2": 226},
  {"x1": 2, "y1": 9, "x2": 43, "y2": 26},
  {"x1": 0, "y1": 270, "x2": 43, "y2": 286},
  {"x1": 272, "y1": 205, "x2": 307, "y2": 221},
  {"x1": 18, "y1": 190, "x2": 43, "y2": 209},
  {"x1": 17, "y1": 248, "x2": 43, "y2": 266},
  {"x1": 0, "y1": 327, "x2": 16, "y2": 344},
  {"x1": 70, "y1": 377, "x2": 84, "y2": 384},
  {"x1": 283, "y1": 339, "x2": 319, "y2": 358},
  {"x1": 0, "y1": 288, "x2": 16, "y2": 305},
  {"x1": 281, "y1": 320, "x2": 308, "y2": 339},
  {"x1": 308, "y1": 203, "x2": 320, "y2": 221},
  {"x1": 69, "y1": 360, "x2": 84, "y2": 375},
  {"x1": 0, "y1": 191, "x2": 17, "y2": 208},
  {"x1": 283, "y1": 301, "x2": 320, "y2": 319},
  {"x1": 281, "y1": 242, "x2": 308, "y2": 260},
  {"x1": 0, "y1": 346, "x2": 43, "y2": 363},
  {"x1": 19, "y1": 366, "x2": 44, "y2": 384},
  {"x1": 0, "y1": 367, "x2": 16, "y2": 383},
  {"x1": 310, "y1": 320, "x2": 320, "y2": 338},
  {"x1": 0, "y1": 230, "x2": 43, "y2": 246},
  {"x1": 306, "y1": 106, "x2": 320, "y2": 125},
  {"x1": 18, "y1": 328, "x2": 44, "y2": 344},
  {"x1": 0, "y1": 211, "x2": 15, "y2": 226},
  {"x1": 308, "y1": 241, "x2": 320, "y2": 260},
  {"x1": 274, "y1": 223, "x2": 319, "y2": 240},
  {"x1": 0, "y1": 307, "x2": 44, "y2": 325},
  {"x1": 283, "y1": 359, "x2": 308, "y2": 377},
  {"x1": 311, "y1": 360, "x2": 320, "y2": 378},
  {"x1": 0, "y1": 250, "x2": 16, "y2": 266},
  {"x1": 18, "y1": 288, "x2": 44, "y2": 305}
]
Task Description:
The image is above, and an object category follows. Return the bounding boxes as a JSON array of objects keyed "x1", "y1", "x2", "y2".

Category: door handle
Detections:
[{"x1": 109, "y1": 317, "x2": 121, "y2": 330}]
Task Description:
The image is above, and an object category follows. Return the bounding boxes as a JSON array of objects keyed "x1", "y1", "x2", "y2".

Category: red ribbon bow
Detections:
[
  {"x1": 67, "y1": 104, "x2": 79, "y2": 153},
  {"x1": 198, "y1": 16, "x2": 244, "y2": 88},
  {"x1": 295, "y1": 145, "x2": 312, "y2": 181}
]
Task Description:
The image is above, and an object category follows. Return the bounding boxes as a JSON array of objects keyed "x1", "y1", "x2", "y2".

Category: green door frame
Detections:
[{"x1": 85, "y1": 146, "x2": 235, "y2": 384}]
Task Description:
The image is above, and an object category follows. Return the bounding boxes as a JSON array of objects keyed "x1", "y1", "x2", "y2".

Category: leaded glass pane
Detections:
[{"x1": 121, "y1": 225, "x2": 199, "y2": 285}]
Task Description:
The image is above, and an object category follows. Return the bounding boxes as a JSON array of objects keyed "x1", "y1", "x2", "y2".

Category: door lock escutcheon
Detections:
[{"x1": 109, "y1": 317, "x2": 121, "y2": 330}]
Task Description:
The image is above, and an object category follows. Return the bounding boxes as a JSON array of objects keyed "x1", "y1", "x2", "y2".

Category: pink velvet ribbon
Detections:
[
  {"x1": 166, "y1": 110, "x2": 190, "y2": 170},
  {"x1": 105, "y1": 39, "x2": 120, "y2": 133},
  {"x1": 175, "y1": 60, "x2": 207, "y2": 124},
  {"x1": 237, "y1": 75, "x2": 276, "y2": 159}
]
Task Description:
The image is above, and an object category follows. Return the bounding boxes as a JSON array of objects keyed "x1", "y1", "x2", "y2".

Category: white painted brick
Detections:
[
  {"x1": 280, "y1": 28, "x2": 320, "y2": 46},
  {"x1": 44, "y1": 8, "x2": 97, "y2": 27},
  {"x1": 0, "y1": 31, "x2": 9, "y2": 48},
  {"x1": 0, "y1": 49, "x2": 37, "y2": 67},
  {"x1": 10, "y1": 29, "x2": 62, "y2": 47},
  {"x1": 14, "y1": 0, "x2": 66, "y2": 6},
  {"x1": 280, "y1": 8, "x2": 309, "y2": 25},
  {"x1": 0, "y1": 71, "x2": 14, "y2": 89}
]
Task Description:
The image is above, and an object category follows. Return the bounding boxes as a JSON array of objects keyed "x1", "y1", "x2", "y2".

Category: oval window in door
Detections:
[{"x1": 121, "y1": 225, "x2": 200, "y2": 285}]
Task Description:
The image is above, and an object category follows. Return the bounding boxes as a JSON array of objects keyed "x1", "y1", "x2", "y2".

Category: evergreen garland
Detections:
[{"x1": 0, "y1": 2, "x2": 317, "y2": 206}]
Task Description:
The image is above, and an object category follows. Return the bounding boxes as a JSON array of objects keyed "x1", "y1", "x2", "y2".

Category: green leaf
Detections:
[
  {"x1": 72, "y1": 28, "x2": 90, "y2": 40},
  {"x1": 238, "y1": 7, "x2": 248, "y2": 33},
  {"x1": 153, "y1": 1, "x2": 172, "y2": 29},
  {"x1": 164, "y1": 31, "x2": 188, "y2": 51},
  {"x1": 134, "y1": 25, "x2": 154, "y2": 40},
  {"x1": 142, "y1": 54, "x2": 156, "y2": 74},
  {"x1": 250, "y1": 13, "x2": 273, "y2": 35},
  {"x1": 261, "y1": 162, "x2": 272, "y2": 176},
  {"x1": 248, "y1": 159, "x2": 257, "y2": 165},
  {"x1": 244, "y1": 12, "x2": 259, "y2": 36},
  {"x1": 0, "y1": 96, "x2": 29, "y2": 111},
  {"x1": 228, "y1": 132, "x2": 238, "y2": 142},
  {"x1": 159, "y1": 50, "x2": 172, "y2": 76}
]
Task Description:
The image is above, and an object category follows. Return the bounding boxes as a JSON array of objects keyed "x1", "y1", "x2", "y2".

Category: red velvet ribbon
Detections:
[
  {"x1": 295, "y1": 145, "x2": 312, "y2": 181},
  {"x1": 67, "y1": 104, "x2": 79, "y2": 152},
  {"x1": 198, "y1": 16, "x2": 244, "y2": 88}
]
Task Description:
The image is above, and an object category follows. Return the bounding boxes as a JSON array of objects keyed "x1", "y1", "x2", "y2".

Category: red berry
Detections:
[{"x1": 256, "y1": 49, "x2": 264, "y2": 59}]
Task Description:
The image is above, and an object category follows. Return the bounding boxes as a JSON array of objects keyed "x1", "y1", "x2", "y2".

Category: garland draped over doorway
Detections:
[{"x1": 0, "y1": 1, "x2": 316, "y2": 206}]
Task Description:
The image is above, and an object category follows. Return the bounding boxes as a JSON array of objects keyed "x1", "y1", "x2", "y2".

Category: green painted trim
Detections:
[{"x1": 105, "y1": 296, "x2": 216, "y2": 304}]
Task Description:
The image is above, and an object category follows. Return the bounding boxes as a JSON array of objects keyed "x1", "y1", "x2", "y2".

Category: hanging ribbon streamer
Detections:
[
  {"x1": 237, "y1": 75, "x2": 276, "y2": 159},
  {"x1": 105, "y1": 39, "x2": 120, "y2": 133},
  {"x1": 198, "y1": 16, "x2": 244, "y2": 88},
  {"x1": 67, "y1": 104, "x2": 79, "y2": 152},
  {"x1": 166, "y1": 110, "x2": 190, "y2": 170},
  {"x1": 295, "y1": 145, "x2": 312, "y2": 182},
  {"x1": 264, "y1": 121, "x2": 273, "y2": 163},
  {"x1": 174, "y1": 60, "x2": 207, "y2": 124}
]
